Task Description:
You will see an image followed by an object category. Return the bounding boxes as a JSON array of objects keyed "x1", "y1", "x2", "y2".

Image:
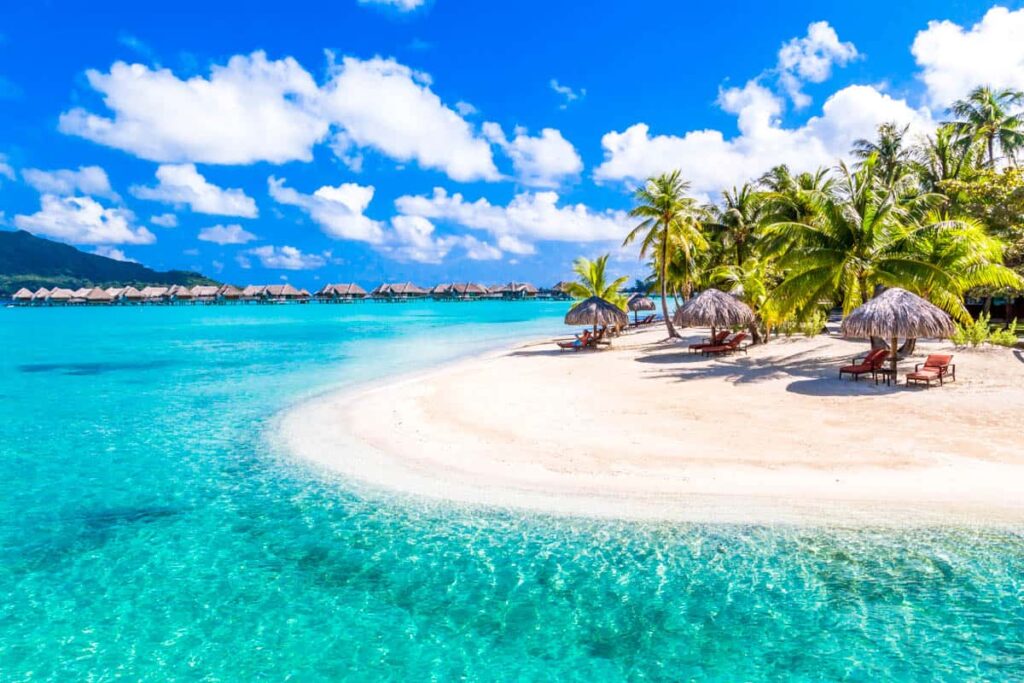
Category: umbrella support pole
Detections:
[{"x1": 891, "y1": 336, "x2": 898, "y2": 385}]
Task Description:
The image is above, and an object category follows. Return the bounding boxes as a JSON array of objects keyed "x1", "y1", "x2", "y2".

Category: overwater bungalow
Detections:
[
  {"x1": 72, "y1": 287, "x2": 91, "y2": 298},
  {"x1": 106, "y1": 287, "x2": 125, "y2": 301},
  {"x1": 11, "y1": 288, "x2": 34, "y2": 304},
  {"x1": 47, "y1": 288, "x2": 74, "y2": 304},
  {"x1": 316, "y1": 283, "x2": 367, "y2": 302},
  {"x1": 32, "y1": 287, "x2": 51, "y2": 302},
  {"x1": 371, "y1": 282, "x2": 428, "y2": 301},
  {"x1": 167, "y1": 284, "x2": 194, "y2": 303},
  {"x1": 492, "y1": 282, "x2": 539, "y2": 300},
  {"x1": 85, "y1": 287, "x2": 114, "y2": 304},
  {"x1": 542, "y1": 282, "x2": 573, "y2": 301},
  {"x1": 191, "y1": 285, "x2": 219, "y2": 303},
  {"x1": 431, "y1": 283, "x2": 454, "y2": 299},
  {"x1": 218, "y1": 284, "x2": 244, "y2": 301},
  {"x1": 122, "y1": 286, "x2": 145, "y2": 303},
  {"x1": 240, "y1": 285, "x2": 263, "y2": 302},
  {"x1": 452, "y1": 283, "x2": 489, "y2": 300},
  {"x1": 138, "y1": 286, "x2": 170, "y2": 303}
]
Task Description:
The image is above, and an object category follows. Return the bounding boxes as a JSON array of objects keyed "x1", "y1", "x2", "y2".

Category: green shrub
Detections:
[{"x1": 951, "y1": 312, "x2": 1021, "y2": 348}]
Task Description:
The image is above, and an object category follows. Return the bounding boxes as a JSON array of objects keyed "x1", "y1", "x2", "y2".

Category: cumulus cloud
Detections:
[
  {"x1": 777, "y1": 21, "x2": 859, "y2": 108},
  {"x1": 596, "y1": 85, "x2": 932, "y2": 195},
  {"x1": 92, "y1": 245, "x2": 137, "y2": 262},
  {"x1": 60, "y1": 51, "x2": 500, "y2": 183},
  {"x1": 322, "y1": 56, "x2": 498, "y2": 181},
  {"x1": 0, "y1": 154, "x2": 16, "y2": 181},
  {"x1": 550, "y1": 79, "x2": 585, "y2": 109},
  {"x1": 247, "y1": 245, "x2": 328, "y2": 270},
  {"x1": 268, "y1": 176, "x2": 385, "y2": 243},
  {"x1": 357, "y1": 0, "x2": 426, "y2": 11},
  {"x1": 22, "y1": 165, "x2": 117, "y2": 199},
  {"x1": 60, "y1": 52, "x2": 327, "y2": 165},
  {"x1": 395, "y1": 187, "x2": 630, "y2": 254},
  {"x1": 381, "y1": 214, "x2": 502, "y2": 263},
  {"x1": 912, "y1": 6, "x2": 1024, "y2": 108},
  {"x1": 14, "y1": 195, "x2": 156, "y2": 245},
  {"x1": 150, "y1": 213, "x2": 178, "y2": 227},
  {"x1": 483, "y1": 123, "x2": 583, "y2": 187},
  {"x1": 197, "y1": 224, "x2": 257, "y2": 245},
  {"x1": 131, "y1": 164, "x2": 258, "y2": 217}
]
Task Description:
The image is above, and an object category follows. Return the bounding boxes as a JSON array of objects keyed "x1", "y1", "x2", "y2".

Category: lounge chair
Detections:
[
  {"x1": 557, "y1": 329, "x2": 592, "y2": 351},
  {"x1": 906, "y1": 354, "x2": 956, "y2": 387},
  {"x1": 701, "y1": 332, "x2": 748, "y2": 356},
  {"x1": 688, "y1": 330, "x2": 730, "y2": 354},
  {"x1": 838, "y1": 348, "x2": 889, "y2": 381}
]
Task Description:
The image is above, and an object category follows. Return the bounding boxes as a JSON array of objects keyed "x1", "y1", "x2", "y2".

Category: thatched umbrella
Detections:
[
  {"x1": 673, "y1": 288, "x2": 754, "y2": 341},
  {"x1": 627, "y1": 293, "x2": 656, "y2": 324},
  {"x1": 840, "y1": 287, "x2": 955, "y2": 383},
  {"x1": 565, "y1": 296, "x2": 628, "y2": 337}
]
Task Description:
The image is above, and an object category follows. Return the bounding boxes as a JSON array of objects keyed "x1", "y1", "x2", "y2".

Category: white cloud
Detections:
[
  {"x1": 550, "y1": 79, "x2": 585, "y2": 109},
  {"x1": 455, "y1": 101, "x2": 478, "y2": 116},
  {"x1": 14, "y1": 195, "x2": 156, "y2": 245},
  {"x1": 0, "y1": 154, "x2": 15, "y2": 181},
  {"x1": 198, "y1": 224, "x2": 257, "y2": 245},
  {"x1": 92, "y1": 245, "x2": 137, "y2": 262},
  {"x1": 131, "y1": 164, "x2": 258, "y2": 217},
  {"x1": 357, "y1": 0, "x2": 425, "y2": 11},
  {"x1": 395, "y1": 187, "x2": 630, "y2": 254},
  {"x1": 150, "y1": 213, "x2": 178, "y2": 227},
  {"x1": 247, "y1": 245, "x2": 328, "y2": 270},
  {"x1": 22, "y1": 165, "x2": 117, "y2": 199},
  {"x1": 777, "y1": 21, "x2": 859, "y2": 108},
  {"x1": 382, "y1": 214, "x2": 502, "y2": 263},
  {"x1": 59, "y1": 51, "x2": 499, "y2": 183},
  {"x1": 59, "y1": 52, "x2": 327, "y2": 164},
  {"x1": 595, "y1": 84, "x2": 933, "y2": 196},
  {"x1": 483, "y1": 123, "x2": 583, "y2": 187},
  {"x1": 268, "y1": 176, "x2": 385, "y2": 243},
  {"x1": 322, "y1": 56, "x2": 498, "y2": 181},
  {"x1": 912, "y1": 6, "x2": 1024, "y2": 108}
]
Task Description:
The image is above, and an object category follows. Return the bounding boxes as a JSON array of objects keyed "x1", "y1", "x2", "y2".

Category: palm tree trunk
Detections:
[
  {"x1": 661, "y1": 235, "x2": 679, "y2": 338},
  {"x1": 988, "y1": 135, "x2": 996, "y2": 169}
]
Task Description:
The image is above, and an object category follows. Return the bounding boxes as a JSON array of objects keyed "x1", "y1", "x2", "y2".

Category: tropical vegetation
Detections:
[{"x1": 597, "y1": 85, "x2": 1024, "y2": 347}]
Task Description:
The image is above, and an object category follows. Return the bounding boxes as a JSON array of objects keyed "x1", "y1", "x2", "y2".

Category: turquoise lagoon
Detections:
[{"x1": 1, "y1": 302, "x2": 1022, "y2": 681}]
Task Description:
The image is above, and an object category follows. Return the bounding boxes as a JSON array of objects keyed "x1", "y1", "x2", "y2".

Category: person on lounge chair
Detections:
[{"x1": 557, "y1": 329, "x2": 593, "y2": 351}]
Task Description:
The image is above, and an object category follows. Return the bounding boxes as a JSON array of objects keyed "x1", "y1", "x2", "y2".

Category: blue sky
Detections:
[{"x1": 2, "y1": 1, "x2": 1022, "y2": 288}]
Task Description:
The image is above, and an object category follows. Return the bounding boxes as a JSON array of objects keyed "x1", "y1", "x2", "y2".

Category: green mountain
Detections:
[{"x1": 0, "y1": 230, "x2": 219, "y2": 295}]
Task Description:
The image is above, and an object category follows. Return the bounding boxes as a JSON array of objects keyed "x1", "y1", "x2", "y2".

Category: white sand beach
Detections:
[{"x1": 281, "y1": 327, "x2": 1024, "y2": 526}]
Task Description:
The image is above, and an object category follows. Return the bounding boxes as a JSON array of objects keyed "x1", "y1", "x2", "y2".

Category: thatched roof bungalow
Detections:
[
  {"x1": 217, "y1": 284, "x2": 243, "y2": 300},
  {"x1": 316, "y1": 283, "x2": 367, "y2": 301},
  {"x1": 72, "y1": 288, "x2": 91, "y2": 298},
  {"x1": 167, "y1": 284, "x2": 194, "y2": 302},
  {"x1": 12, "y1": 287, "x2": 34, "y2": 302},
  {"x1": 492, "y1": 282, "x2": 539, "y2": 299},
  {"x1": 32, "y1": 287, "x2": 51, "y2": 301},
  {"x1": 191, "y1": 285, "x2": 219, "y2": 302},
  {"x1": 262, "y1": 284, "x2": 306, "y2": 300},
  {"x1": 85, "y1": 287, "x2": 114, "y2": 304},
  {"x1": 139, "y1": 286, "x2": 169, "y2": 302},
  {"x1": 371, "y1": 282, "x2": 428, "y2": 300},
  {"x1": 122, "y1": 286, "x2": 144, "y2": 302},
  {"x1": 240, "y1": 285, "x2": 263, "y2": 301},
  {"x1": 105, "y1": 287, "x2": 126, "y2": 301},
  {"x1": 47, "y1": 288, "x2": 74, "y2": 303}
]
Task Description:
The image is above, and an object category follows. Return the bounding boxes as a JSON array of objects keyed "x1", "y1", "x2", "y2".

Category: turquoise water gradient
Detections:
[{"x1": 1, "y1": 303, "x2": 1022, "y2": 680}]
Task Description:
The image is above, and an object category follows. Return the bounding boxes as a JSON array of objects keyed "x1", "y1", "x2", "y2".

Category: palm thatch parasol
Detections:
[
  {"x1": 565, "y1": 296, "x2": 628, "y2": 336},
  {"x1": 841, "y1": 287, "x2": 955, "y2": 383},
  {"x1": 627, "y1": 293, "x2": 656, "y2": 324},
  {"x1": 673, "y1": 288, "x2": 754, "y2": 341}
]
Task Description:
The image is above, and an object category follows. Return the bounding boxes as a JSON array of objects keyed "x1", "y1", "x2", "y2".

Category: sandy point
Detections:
[{"x1": 279, "y1": 325, "x2": 1024, "y2": 527}]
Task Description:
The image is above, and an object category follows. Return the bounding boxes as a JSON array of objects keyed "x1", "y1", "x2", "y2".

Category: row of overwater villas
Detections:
[{"x1": 9, "y1": 281, "x2": 572, "y2": 305}]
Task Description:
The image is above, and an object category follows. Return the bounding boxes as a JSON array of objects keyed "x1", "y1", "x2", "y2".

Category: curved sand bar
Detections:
[{"x1": 281, "y1": 327, "x2": 1024, "y2": 526}]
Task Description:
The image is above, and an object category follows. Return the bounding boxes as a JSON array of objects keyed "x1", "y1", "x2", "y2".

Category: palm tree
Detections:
[
  {"x1": 914, "y1": 124, "x2": 980, "y2": 191},
  {"x1": 852, "y1": 122, "x2": 913, "y2": 186},
  {"x1": 707, "y1": 183, "x2": 764, "y2": 265},
  {"x1": 565, "y1": 254, "x2": 628, "y2": 309},
  {"x1": 946, "y1": 86, "x2": 1024, "y2": 168},
  {"x1": 625, "y1": 171, "x2": 707, "y2": 337},
  {"x1": 765, "y1": 155, "x2": 973, "y2": 319}
]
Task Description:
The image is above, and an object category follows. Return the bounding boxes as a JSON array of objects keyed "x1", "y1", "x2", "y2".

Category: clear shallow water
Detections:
[{"x1": 1, "y1": 303, "x2": 1022, "y2": 681}]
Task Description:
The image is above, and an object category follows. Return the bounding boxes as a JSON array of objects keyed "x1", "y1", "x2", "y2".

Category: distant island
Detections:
[{"x1": 0, "y1": 230, "x2": 218, "y2": 295}]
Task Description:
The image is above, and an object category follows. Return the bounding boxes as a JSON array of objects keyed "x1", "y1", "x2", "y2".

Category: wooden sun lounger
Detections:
[
  {"x1": 688, "y1": 330, "x2": 730, "y2": 354},
  {"x1": 906, "y1": 354, "x2": 956, "y2": 387},
  {"x1": 700, "y1": 332, "x2": 748, "y2": 356},
  {"x1": 838, "y1": 348, "x2": 889, "y2": 381}
]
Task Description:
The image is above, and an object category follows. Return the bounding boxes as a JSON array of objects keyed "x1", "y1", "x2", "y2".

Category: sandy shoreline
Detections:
[{"x1": 280, "y1": 325, "x2": 1024, "y2": 527}]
